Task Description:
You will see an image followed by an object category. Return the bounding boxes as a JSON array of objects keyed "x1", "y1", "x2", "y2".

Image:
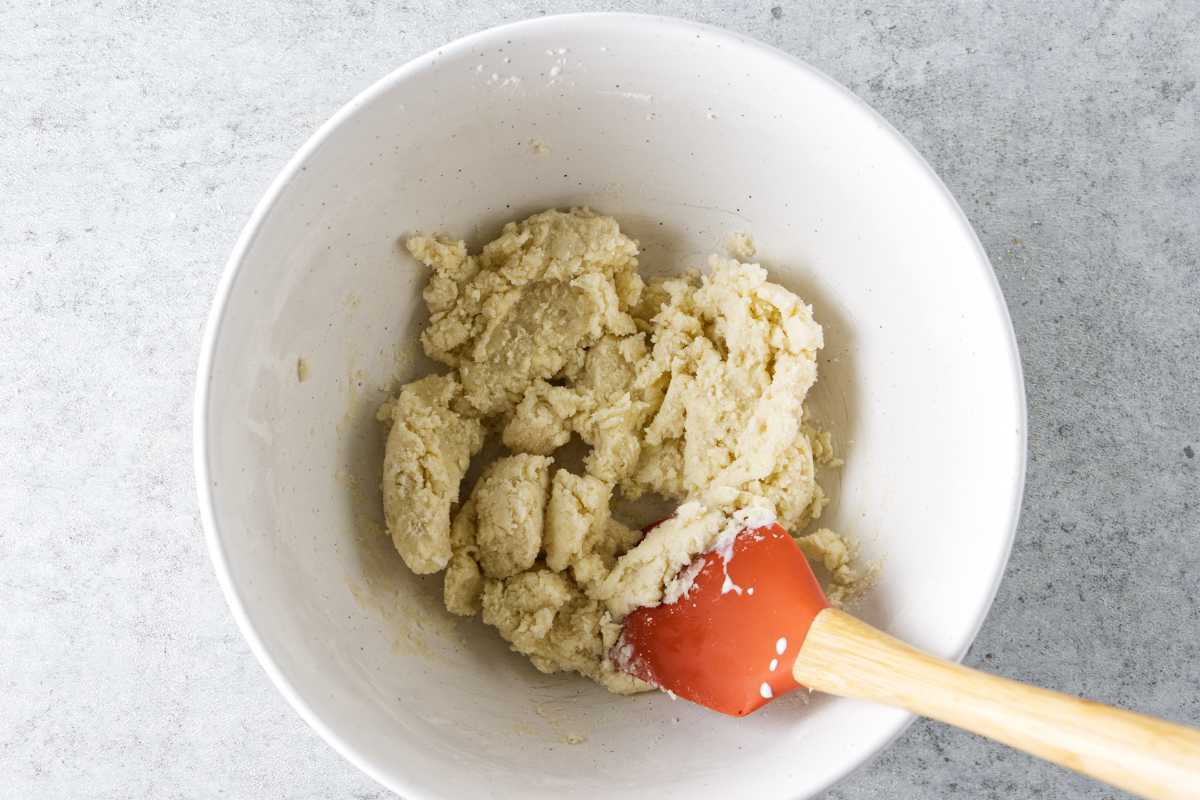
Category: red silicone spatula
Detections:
[{"x1": 618, "y1": 523, "x2": 1200, "y2": 800}]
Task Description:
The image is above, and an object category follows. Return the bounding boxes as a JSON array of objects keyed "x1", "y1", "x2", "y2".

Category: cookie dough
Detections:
[{"x1": 381, "y1": 208, "x2": 853, "y2": 694}]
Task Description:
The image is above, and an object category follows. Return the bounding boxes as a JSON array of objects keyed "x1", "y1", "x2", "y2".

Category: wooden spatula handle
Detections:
[{"x1": 792, "y1": 608, "x2": 1200, "y2": 799}]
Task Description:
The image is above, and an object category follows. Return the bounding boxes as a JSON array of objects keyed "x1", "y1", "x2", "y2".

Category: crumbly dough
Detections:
[
  {"x1": 797, "y1": 528, "x2": 876, "y2": 606},
  {"x1": 726, "y1": 231, "x2": 757, "y2": 261},
  {"x1": 381, "y1": 208, "x2": 856, "y2": 693}
]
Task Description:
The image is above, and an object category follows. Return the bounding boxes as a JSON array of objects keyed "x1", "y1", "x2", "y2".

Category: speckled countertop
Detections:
[{"x1": 4, "y1": 2, "x2": 1198, "y2": 798}]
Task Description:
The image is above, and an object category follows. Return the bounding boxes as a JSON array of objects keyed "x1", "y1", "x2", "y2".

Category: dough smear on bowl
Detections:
[{"x1": 380, "y1": 208, "x2": 864, "y2": 694}]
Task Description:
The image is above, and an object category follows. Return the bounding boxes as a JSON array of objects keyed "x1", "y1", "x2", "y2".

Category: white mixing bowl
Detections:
[{"x1": 195, "y1": 13, "x2": 1025, "y2": 799}]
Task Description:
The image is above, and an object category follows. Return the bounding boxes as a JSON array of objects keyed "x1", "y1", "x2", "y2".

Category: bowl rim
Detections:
[{"x1": 194, "y1": 12, "x2": 1027, "y2": 799}]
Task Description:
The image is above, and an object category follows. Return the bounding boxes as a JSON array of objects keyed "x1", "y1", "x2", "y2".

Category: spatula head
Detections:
[{"x1": 616, "y1": 523, "x2": 829, "y2": 716}]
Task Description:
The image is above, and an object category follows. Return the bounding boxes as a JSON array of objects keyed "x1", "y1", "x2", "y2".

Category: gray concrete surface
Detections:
[{"x1": 3, "y1": 1, "x2": 1198, "y2": 797}]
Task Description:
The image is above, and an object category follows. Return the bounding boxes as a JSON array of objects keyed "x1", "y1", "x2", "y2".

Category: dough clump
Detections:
[
  {"x1": 381, "y1": 209, "x2": 852, "y2": 693},
  {"x1": 379, "y1": 374, "x2": 485, "y2": 574}
]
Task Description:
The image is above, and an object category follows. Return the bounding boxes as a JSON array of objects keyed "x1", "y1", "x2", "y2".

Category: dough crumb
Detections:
[
  {"x1": 796, "y1": 528, "x2": 877, "y2": 606},
  {"x1": 807, "y1": 424, "x2": 841, "y2": 467},
  {"x1": 726, "y1": 231, "x2": 756, "y2": 260}
]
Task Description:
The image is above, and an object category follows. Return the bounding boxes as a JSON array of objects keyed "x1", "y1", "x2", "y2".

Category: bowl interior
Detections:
[{"x1": 198, "y1": 15, "x2": 1024, "y2": 800}]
